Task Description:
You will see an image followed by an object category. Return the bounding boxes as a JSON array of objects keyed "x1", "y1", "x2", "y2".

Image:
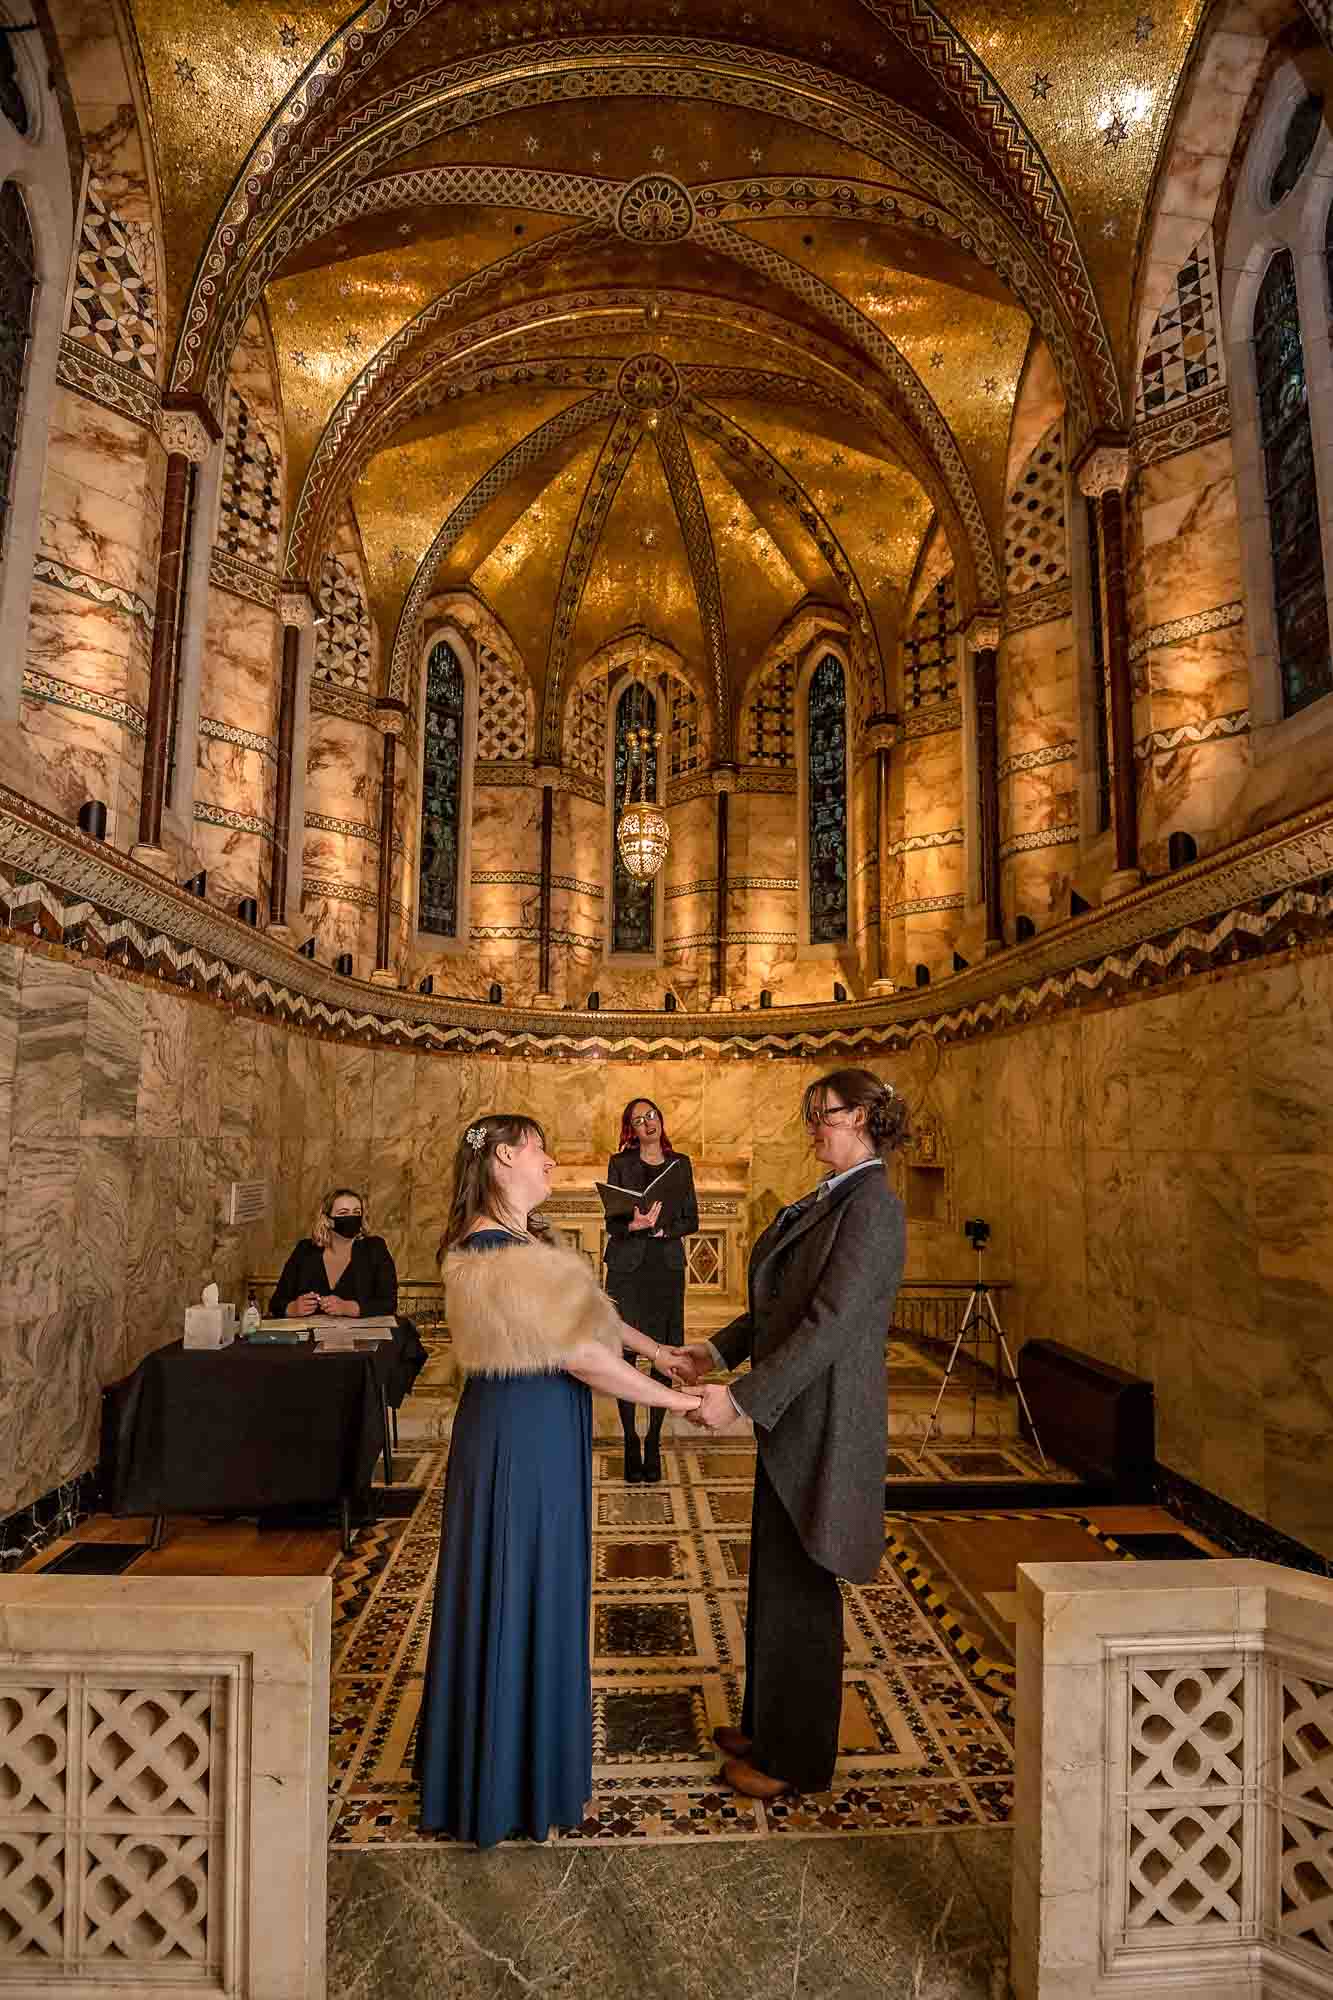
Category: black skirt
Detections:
[{"x1": 606, "y1": 1245, "x2": 685, "y2": 1348}]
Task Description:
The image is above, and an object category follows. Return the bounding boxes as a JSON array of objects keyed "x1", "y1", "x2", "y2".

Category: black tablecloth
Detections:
[{"x1": 102, "y1": 1336, "x2": 394, "y2": 1517}]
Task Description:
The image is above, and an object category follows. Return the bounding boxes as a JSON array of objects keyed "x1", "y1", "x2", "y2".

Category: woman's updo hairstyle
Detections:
[
  {"x1": 801, "y1": 1067, "x2": 909, "y2": 1161},
  {"x1": 438, "y1": 1112, "x2": 547, "y2": 1260}
]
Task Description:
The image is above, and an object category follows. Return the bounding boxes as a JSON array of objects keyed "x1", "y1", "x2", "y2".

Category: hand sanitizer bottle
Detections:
[{"x1": 241, "y1": 1292, "x2": 261, "y2": 1339}]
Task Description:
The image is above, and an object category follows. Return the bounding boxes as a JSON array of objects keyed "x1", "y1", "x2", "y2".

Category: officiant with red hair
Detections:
[{"x1": 603, "y1": 1097, "x2": 699, "y2": 1483}]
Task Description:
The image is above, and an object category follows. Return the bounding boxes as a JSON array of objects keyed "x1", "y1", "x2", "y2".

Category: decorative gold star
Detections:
[
  {"x1": 929, "y1": 350, "x2": 944, "y2": 368},
  {"x1": 982, "y1": 376, "x2": 998, "y2": 395},
  {"x1": 279, "y1": 22, "x2": 298, "y2": 49},
  {"x1": 1031, "y1": 71, "x2": 1052, "y2": 100},
  {"x1": 1133, "y1": 13, "x2": 1154, "y2": 42},
  {"x1": 174, "y1": 56, "x2": 198, "y2": 85},
  {"x1": 1103, "y1": 113, "x2": 1129, "y2": 148}
]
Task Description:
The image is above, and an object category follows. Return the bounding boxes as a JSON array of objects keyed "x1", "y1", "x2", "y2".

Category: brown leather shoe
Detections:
[
  {"x1": 721, "y1": 1757, "x2": 792, "y2": 1800},
  {"x1": 713, "y1": 1725, "x2": 752, "y2": 1757}
]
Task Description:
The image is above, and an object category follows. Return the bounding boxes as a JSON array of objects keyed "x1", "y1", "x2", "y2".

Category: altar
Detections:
[{"x1": 535, "y1": 1157, "x2": 751, "y2": 1337}]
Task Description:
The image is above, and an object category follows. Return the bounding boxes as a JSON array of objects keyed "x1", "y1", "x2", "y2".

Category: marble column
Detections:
[
  {"x1": 966, "y1": 616, "x2": 1004, "y2": 953},
  {"x1": 709, "y1": 768, "x2": 736, "y2": 1011},
  {"x1": 371, "y1": 701, "x2": 406, "y2": 986},
  {"x1": 270, "y1": 589, "x2": 313, "y2": 941},
  {"x1": 536, "y1": 776, "x2": 555, "y2": 1005},
  {"x1": 866, "y1": 717, "x2": 896, "y2": 993},
  {"x1": 132, "y1": 400, "x2": 219, "y2": 873},
  {"x1": 1077, "y1": 441, "x2": 1141, "y2": 900}
]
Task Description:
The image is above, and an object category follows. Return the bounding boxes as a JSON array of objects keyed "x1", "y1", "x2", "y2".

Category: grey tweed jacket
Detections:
[{"x1": 713, "y1": 1165, "x2": 905, "y2": 1583}]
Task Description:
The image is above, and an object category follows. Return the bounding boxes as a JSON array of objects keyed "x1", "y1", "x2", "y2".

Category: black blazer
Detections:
[
  {"x1": 602, "y1": 1150, "x2": 699, "y2": 1277},
  {"x1": 268, "y1": 1235, "x2": 399, "y2": 1319},
  {"x1": 714, "y1": 1166, "x2": 904, "y2": 1583}
]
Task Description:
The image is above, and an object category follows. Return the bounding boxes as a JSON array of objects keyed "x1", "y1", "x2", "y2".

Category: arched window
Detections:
[
  {"x1": 611, "y1": 681, "x2": 657, "y2": 956},
  {"x1": 807, "y1": 651, "x2": 848, "y2": 944},
  {"x1": 418, "y1": 639, "x2": 466, "y2": 937},
  {"x1": 1254, "y1": 250, "x2": 1331, "y2": 716},
  {"x1": 0, "y1": 181, "x2": 35, "y2": 561}
]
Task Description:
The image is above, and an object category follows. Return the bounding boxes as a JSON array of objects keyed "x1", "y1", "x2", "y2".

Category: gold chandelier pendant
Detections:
[{"x1": 616, "y1": 717, "x2": 670, "y2": 882}]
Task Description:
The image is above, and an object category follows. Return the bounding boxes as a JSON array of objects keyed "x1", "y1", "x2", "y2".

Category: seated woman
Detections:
[{"x1": 268, "y1": 1187, "x2": 424, "y2": 1403}]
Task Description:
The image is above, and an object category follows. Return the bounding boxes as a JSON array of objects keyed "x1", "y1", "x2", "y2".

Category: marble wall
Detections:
[{"x1": 8, "y1": 921, "x2": 1333, "y2": 1561}]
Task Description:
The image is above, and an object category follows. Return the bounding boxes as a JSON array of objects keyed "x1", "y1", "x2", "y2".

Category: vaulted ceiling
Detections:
[{"x1": 120, "y1": 0, "x2": 1213, "y2": 735}]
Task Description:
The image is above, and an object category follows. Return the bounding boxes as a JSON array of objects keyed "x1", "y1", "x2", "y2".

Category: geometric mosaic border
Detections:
[
  {"x1": 1127, "y1": 600, "x2": 1245, "y2": 666},
  {"x1": 33, "y1": 556, "x2": 155, "y2": 635},
  {"x1": 1133, "y1": 708, "x2": 1250, "y2": 762},
  {"x1": 20, "y1": 671, "x2": 146, "y2": 736},
  {"x1": 999, "y1": 741, "x2": 1077, "y2": 781},
  {"x1": 5, "y1": 780, "x2": 1333, "y2": 1058}
]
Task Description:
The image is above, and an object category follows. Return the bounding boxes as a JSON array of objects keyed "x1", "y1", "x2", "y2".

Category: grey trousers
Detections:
[{"x1": 740, "y1": 1454, "x2": 843, "y2": 1791}]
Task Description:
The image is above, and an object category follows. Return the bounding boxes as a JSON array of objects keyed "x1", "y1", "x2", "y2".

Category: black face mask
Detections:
[{"x1": 331, "y1": 1216, "x2": 361, "y2": 1240}]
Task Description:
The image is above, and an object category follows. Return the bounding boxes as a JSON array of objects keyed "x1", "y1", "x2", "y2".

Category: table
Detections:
[{"x1": 102, "y1": 1336, "x2": 398, "y2": 1554}]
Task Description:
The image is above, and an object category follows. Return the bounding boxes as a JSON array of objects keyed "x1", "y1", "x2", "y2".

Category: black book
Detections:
[{"x1": 595, "y1": 1155, "x2": 686, "y2": 1222}]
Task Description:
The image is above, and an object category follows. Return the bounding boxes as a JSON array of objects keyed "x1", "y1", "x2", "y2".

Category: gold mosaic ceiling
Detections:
[{"x1": 119, "y1": 0, "x2": 1211, "y2": 728}]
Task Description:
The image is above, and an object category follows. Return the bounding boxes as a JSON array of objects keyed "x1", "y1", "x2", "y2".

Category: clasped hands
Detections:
[
  {"x1": 287, "y1": 1292, "x2": 361, "y2": 1319},
  {"x1": 662, "y1": 1343, "x2": 736, "y2": 1431}
]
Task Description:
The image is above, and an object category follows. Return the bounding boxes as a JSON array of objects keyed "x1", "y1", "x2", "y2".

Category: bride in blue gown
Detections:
[{"x1": 415, "y1": 1111, "x2": 704, "y2": 1848}]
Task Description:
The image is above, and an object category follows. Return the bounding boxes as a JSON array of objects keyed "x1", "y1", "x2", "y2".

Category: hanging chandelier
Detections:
[{"x1": 616, "y1": 680, "x2": 670, "y2": 883}]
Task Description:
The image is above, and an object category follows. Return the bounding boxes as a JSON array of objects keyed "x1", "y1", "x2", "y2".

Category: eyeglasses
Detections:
[
  {"x1": 630, "y1": 1112, "x2": 658, "y2": 1128},
  {"x1": 804, "y1": 1103, "x2": 851, "y2": 1129}
]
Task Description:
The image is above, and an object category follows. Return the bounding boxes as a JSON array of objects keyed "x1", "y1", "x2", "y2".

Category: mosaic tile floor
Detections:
[{"x1": 327, "y1": 1438, "x2": 1018, "y2": 1848}]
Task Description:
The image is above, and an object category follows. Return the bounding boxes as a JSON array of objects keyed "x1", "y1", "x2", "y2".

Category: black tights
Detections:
[{"x1": 618, "y1": 1366, "x2": 671, "y2": 1445}]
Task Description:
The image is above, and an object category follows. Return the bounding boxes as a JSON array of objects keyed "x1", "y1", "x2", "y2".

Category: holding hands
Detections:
[{"x1": 689, "y1": 1383, "x2": 737, "y2": 1431}]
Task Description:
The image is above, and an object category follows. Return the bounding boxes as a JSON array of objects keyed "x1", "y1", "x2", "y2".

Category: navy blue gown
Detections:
[{"x1": 416, "y1": 1229, "x2": 594, "y2": 1847}]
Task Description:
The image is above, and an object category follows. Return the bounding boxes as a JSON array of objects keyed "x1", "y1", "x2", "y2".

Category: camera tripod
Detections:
[{"x1": 913, "y1": 1246, "x2": 1046, "y2": 1465}]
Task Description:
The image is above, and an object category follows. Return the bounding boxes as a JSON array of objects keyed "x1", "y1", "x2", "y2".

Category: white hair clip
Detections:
[{"x1": 465, "y1": 1125, "x2": 486, "y2": 1152}]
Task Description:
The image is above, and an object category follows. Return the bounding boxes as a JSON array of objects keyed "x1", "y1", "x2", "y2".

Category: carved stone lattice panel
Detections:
[
  {"x1": 1106, "y1": 1647, "x2": 1262, "y2": 1964},
  {"x1": 1281, "y1": 1675, "x2": 1333, "y2": 1818},
  {"x1": 564, "y1": 679, "x2": 606, "y2": 783},
  {"x1": 0, "y1": 1667, "x2": 229, "y2": 1982},
  {"x1": 1129, "y1": 1663, "x2": 1247, "y2": 1791},
  {"x1": 217, "y1": 393, "x2": 281, "y2": 577},
  {"x1": 746, "y1": 658, "x2": 796, "y2": 768},
  {"x1": 670, "y1": 685, "x2": 704, "y2": 780},
  {"x1": 1126, "y1": 1803, "x2": 1245, "y2": 1929},
  {"x1": 1280, "y1": 1811, "x2": 1333, "y2": 1956},
  {"x1": 902, "y1": 573, "x2": 957, "y2": 711}
]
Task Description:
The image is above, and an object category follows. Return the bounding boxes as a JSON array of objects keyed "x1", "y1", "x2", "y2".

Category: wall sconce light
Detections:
[
  {"x1": 759, "y1": 989, "x2": 773, "y2": 1008},
  {"x1": 236, "y1": 898, "x2": 258, "y2": 927},
  {"x1": 833, "y1": 982, "x2": 848, "y2": 1003},
  {"x1": 77, "y1": 799, "x2": 108, "y2": 840},
  {"x1": 1070, "y1": 889, "x2": 1091, "y2": 917},
  {"x1": 953, "y1": 950, "x2": 969, "y2": 972},
  {"x1": 1168, "y1": 830, "x2": 1198, "y2": 871},
  {"x1": 418, "y1": 974, "x2": 434, "y2": 995},
  {"x1": 181, "y1": 871, "x2": 207, "y2": 897},
  {"x1": 488, "y1": 982, "x2": 503, "y2": 1005},
  {"x1": 299, "y1": 937, "x2": 317, "y2": 959},
  {"x1": 914, "y1": 963, "x2": 930, "y2": 988},
  {"x1": 663, "y1": 991, "x2": 677, "y2": 1012},
  {"x1": 586, "y1": 990, "x2": 601, "y2": 1011},
  {"x1": 334, "y1": 953, "x2": 353, "y2": 976},
  {"x1": 1015, "y1": 914, "x2": 1036, "y2": 942}
]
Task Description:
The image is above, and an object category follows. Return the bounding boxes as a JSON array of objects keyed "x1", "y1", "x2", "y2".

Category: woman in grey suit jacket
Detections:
[{"x1": 676, "y1": 1067, "x2": 907, "y2": 1800}]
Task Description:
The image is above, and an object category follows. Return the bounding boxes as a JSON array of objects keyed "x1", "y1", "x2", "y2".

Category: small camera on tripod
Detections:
[{"x1": 963, "y1": 1217, "x2": 991, "y2": 1249}]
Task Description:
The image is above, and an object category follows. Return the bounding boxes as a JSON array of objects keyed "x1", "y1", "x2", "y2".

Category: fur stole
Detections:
[{"x1": 443, "y1": 1238, "x2": 625, "y2": 1377}]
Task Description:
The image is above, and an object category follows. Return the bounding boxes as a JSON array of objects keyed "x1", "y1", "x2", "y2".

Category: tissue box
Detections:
[{"x1": 184, "y1": 1303, "x2": 237, "y2": 1349}]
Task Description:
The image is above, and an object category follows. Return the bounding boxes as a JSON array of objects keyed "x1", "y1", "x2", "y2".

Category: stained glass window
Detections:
[
  {"x1": 0, "y1": 181, "x2": 35, "y2": 561},
  {"x1": 611, "y1": 683, "x2": 657, "y2": 956},
  {"x1": 1269, "y1": 93, "x2": 1323, "y2": 207},
  {"x1": 807, "y1": 652, "x2": 848, "y2": 944},
  {"x1": 0, "y1": 37, "x2": 29, "y2": 137},
  {"x1": 1254, "y1": 250, "x2": 1331, "y2": 716},
  {"x1": 418, "y1": 640, "x2": 466, "y2": 936}
]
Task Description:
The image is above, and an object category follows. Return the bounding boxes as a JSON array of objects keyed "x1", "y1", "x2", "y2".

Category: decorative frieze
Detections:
[
  {"x1": 193, "y1": 802, "x2": 273, "y2": 841},
  {"x1": 6, "y1": 782, "x2": 1333, "y2": 1057},
  {"x1": 902, "y1": 701, "x2": 963, "y2": 740},
  {"x1": 887, "y1": 894, "x2": 966, "y2": 919},
  {"x1": 21, "y1": 671, "x2": 145, "y2": 735},
  {"x1": 303, "y1": 812, "x2": 380, "y2": 844},
  {"x1": 33, "y1": 556, "x2": 155, "y2": 635},
  {"x1": 1000, "y1": 822, "x2": 1079, "y2": 860},
  {"x1": 54, "y1": 333, "x2": 161, "y2": 433},
  {"x1": 1076, "y1": 446, "x2": 1131, "y2": 499},
  {"x1": 1133, "y1": 386, "x2": 1232, "y2": 470},
  {"x1": 666, "y1": 876, "x2": 797, "y2": 899},
  {"x1": 301, "y1": 875, "x2": 378, "y2": 912},
  {"x1": 1005, "y1": 580, "x2": 1073, "y2": 633},
  {"x1": 198, "y1": 717, "x2": 276, "y2": 761},
  {"x1": 310, "y1": 682, "x2": 379, "y2": 727},
  {"x1": 1128, "y1": 600, "x2": 1245, "y2": 666},
  {"x1": 208, "y1": 550, "x2": 280, "y2": 611},
  {"x1": 999, "y1": 741, "x2": 1078, "y2": 781},
  {"x1": 1134, "y1": 709, "x2": 1251, "y2": 761},
  {"x1": 888, "y1": 828, "x2": 964, "y2": 856}
]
